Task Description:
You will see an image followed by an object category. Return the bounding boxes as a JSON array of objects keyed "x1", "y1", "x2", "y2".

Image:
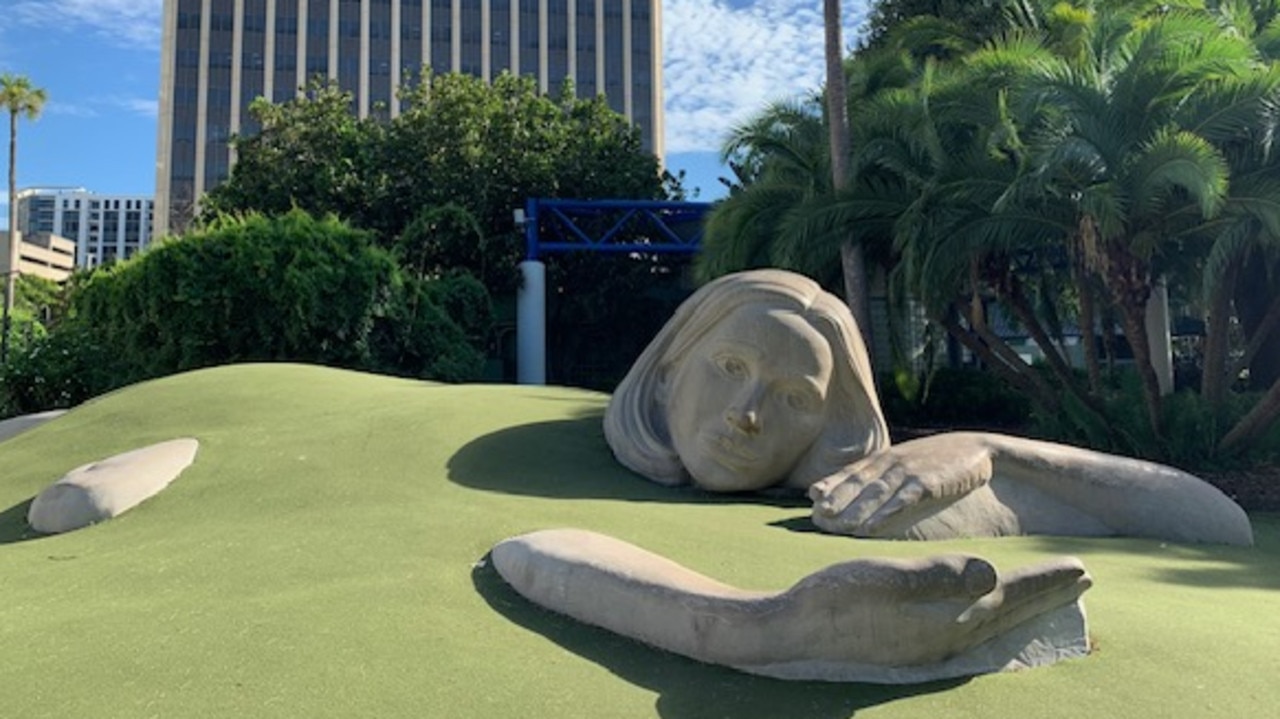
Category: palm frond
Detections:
[
  {"x1": 1128, "y1": 127, "x2": 1230, "y2": 219},
  {"x1": 1202, "y1": 215, "x2": 1259, "y2": 299},
  {"x1": 1183, "y1": 68, "x2": 1280, "y2": 152}
]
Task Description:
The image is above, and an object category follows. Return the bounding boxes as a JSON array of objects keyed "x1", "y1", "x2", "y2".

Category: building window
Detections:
[
  {"x1": 431, "y1": 0, "x2": 451, "y2": 74},
  {"x1": 548, "y1": 0, "x2": 569, "y2": 86},
  {"x1": 575, "y1": 0, "x2": 596, "y2": 96},
  {"x1": 460, "y1": 1, "x2": 482, "y2": 75},
  {"x1": 519, "y1": 0, "x2": 538, "y2": 78}
]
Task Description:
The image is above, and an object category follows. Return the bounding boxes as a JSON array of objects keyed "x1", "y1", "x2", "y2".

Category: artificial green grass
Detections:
[{"x1": 1, "y1": 363, "x2": 1276, "y2": 718}]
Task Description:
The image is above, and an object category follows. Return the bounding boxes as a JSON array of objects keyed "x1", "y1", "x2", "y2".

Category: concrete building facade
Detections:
[
  {"x1": 155, "y1": 0, "x2": 665, "y2": 235},
  {"x1": 0, "y1": 231, "x2": 78, "y2": 283},
  {"x1": 15, "y1": 188, "x2": 155, "y2": 268}
]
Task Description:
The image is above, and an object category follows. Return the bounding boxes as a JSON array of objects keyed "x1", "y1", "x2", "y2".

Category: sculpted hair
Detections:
[{"x1": 604, "y1": 269, "x2": 890, "y2": 489}]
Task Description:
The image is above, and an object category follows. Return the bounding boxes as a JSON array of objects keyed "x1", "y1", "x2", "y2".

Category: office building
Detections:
[
  {"x1": 155, "y1": 0, "x2": 665, "y2": 235},
  {"x1": 16, "y1": 188, "x2": 155, "y2": 268}
]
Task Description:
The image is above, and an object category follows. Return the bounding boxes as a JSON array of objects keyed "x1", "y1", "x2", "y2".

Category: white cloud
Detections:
[
  {"x1": 11, "y1": 0, "x2": 163, "y2": 49},
  {"x1": 663, "y1": 0, "x2": 871, "y2": 155},
  {"x1": 111, "y1": 97, "x2": 160, "y2": 118},
  {"x1": 8, "y1": 0, "x2": 869, "y2": 157},
  {"x1": 45, "y1": 101, "x2": 99, "y2": 118},
  {"x1": 37, "y1": 96, "x2": 156, "y2": 120}
]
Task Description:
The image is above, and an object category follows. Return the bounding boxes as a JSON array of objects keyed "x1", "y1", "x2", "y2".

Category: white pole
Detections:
[
  {"x1": 517, "y1": 259, "x2": 547, "y2": 385},
  {"x1": 1145, "y1": 278, "x2": 1174, "y2": 396}
]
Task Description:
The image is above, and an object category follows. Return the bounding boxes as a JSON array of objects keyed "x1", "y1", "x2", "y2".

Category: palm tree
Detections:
[
  {"x1": 825, "y1": 0, "x2": 875, "y2": 359},
  {"x1": 712, "y1": 0, "x2": 1280, "y2": 456},
  {"x1": 698, "y1": 99, "x2": 830, "y2": 281},
  {"x1": 996, "y1": 5, "x2": 1266, "y2": 439},
  {"x1": 1185, "y1": 0, "x2": 1280, "y2": 449},
  {"x1": 1, "y1": 73, "x2": 47, "y2": 362}
]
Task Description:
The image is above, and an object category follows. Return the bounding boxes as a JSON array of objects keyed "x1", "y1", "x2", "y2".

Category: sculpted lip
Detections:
[{"x1": 700, "y1": 432, "x2": 758, "y2": 466}]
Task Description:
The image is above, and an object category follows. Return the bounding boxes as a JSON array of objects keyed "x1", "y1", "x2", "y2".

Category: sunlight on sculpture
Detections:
[
  {"x1": 605, "y1": 269, "x2": 1252, "y2": 546},
  {"x1": 27, "y1": 439, "x2": 199, "y2": 534},
  {"x1": 492, "y1": 528, "x2": 1093, "y2": 683}
]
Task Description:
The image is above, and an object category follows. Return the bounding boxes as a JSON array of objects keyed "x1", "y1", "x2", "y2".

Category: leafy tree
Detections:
[
  {"x1": 202, "y1": 71, "x2": 681, "y2": 388},
  {"x1": 861, "y1": 0, "x2": 1014, "y2": 52},
  {"x1": 379, "y1": 72, "x2": 665, "y2": 292},
  {"x1": 1, "y1": 73, "x2": 47, "y2": 361},
  {"x1": 395, "y1": 204, "x2": 486, "y2": 282},
  {"x1": 200, "y1": 80, "x2": 384, "y2": 231},
  {"x1": 207, "y1": 73, "x2": 665, "y2": 284}
]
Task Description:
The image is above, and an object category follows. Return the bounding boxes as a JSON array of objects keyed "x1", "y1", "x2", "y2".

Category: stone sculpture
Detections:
[
  {"x1": 492, "y1": 529, "x2": 1093, "y2": 683},
  {"x1": 605, "y1": 269, "x2": 1252, "y2": 545},
  {"x1": 28, "y1": 438, "x2": 199, "y2": 534},
  {"x1": 0, "y1": 409, "x2": 66, "y2": 444}
]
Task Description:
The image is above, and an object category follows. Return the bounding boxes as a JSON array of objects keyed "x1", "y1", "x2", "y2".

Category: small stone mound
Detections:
[
  {"x1": 27, "y1": 438, "x2": 200, "y2": 534},
  {"x1": 0, "y1": 410, "x2": 67, "y2": 444}
]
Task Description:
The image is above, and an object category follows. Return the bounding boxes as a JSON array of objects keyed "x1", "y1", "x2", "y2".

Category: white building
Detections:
[{"x1": 16, "y1": 188, "x2": 156, "y2": 268}]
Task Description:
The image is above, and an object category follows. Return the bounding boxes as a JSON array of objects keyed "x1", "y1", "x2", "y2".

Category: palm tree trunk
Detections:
[
  {"x1": 825, "y1": 0, "x2": 875, "y2": 364},
  {"x1": 1116, "y1": 298, "x2": 1164, "y2": 439},
  {"x1": 1000, "y1": 279, "x2": 1077, "y2": 385},
  {"x1": 1071, "y1": 220, "x2": 1103, "y2": 393},
  {"x1": 1201, "y1": 259, "x2": 1236, "y2": 408},
  {"x1": 1227, "y1": 292, "x2": 1280, "y2": 385},
  {"x1": 1234, "y1": 253, "x2": 1280, "y2": 390},
  {"x1": 936, "y1": 305, "x2": 1063, "y2": 414},
  {"x1": 1000, "y1": 283, "x2": 1108, "y2": 421},
  {"x1": 1077, "y1": 272, "x2": 1102, "y2": 394},
  {"x1": 4, "y1": 108, "x2": 17, "y2": 363},
  {"x1": 1102, "y1": 245, "x2": 1164, "y2": 437}
]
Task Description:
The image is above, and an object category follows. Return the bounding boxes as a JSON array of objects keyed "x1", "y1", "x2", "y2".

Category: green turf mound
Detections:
[{"x1": 1, "y1": 364, "x2": 1276, "y2": 717}]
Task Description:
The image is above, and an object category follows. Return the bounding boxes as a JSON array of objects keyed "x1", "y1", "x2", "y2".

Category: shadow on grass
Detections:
[
  {"x1": 0, "y1": 498, "x2": 43, "y2": 545},
  {"x1": 471, "y1": 557, "x2": 965, "y2": 718},
  {"x1": 451, "y1": 418, "x2": 1280, "y2": 591},
  {"x1": 1017, "y1": 513, "x2": 1280, "y2": 591},
  {"x1": 447, "y1": 416, "x2": 809, "y2": 510},
  {"x1": 767, "y1": 516, "x2": 830, "y2": 534}
]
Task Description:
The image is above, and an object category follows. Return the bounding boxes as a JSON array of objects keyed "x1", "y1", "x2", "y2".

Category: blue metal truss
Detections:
[{"x1": 523, "y1": 198, "x2": 713, "y2": 260}]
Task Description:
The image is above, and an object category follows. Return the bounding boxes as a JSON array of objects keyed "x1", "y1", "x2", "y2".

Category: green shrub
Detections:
[
  {"x1": 368, "y1": 277, "x2": 485, "y2": 382},
  {"x1": 880, "y1": 366, "x2": 1034, "y2": 430},
  {"x1": 1032, "y1": 374, "x2": 1280, "y2": 470},
  {"x1": 0, "y1": 210, "x2": 494, "y2": 418},
  {"x1": 420, "y1": 270, "x2": 494, "y2": 343},
  {"x1": 0, "y1": 322, "x2": 127, "y2": 416},
  {"x1": 71, "y1": 210, "x2": 400, "y2": 375}
]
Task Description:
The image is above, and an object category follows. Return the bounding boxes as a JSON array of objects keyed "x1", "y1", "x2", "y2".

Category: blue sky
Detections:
[{"x1": 0, "y1": 0, "x2": 870, "y2": 224}]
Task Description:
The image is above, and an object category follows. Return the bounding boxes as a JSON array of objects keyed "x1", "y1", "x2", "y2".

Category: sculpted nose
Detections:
[
  {"x1": 726, "y1": 385, "x2": 764, "y2": 435},
  {"x1": 727, "y1": 409, "x2": 761, "y2": 435}
]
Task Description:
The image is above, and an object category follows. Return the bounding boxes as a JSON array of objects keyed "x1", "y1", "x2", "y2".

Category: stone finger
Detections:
[
  {"x1": 860, "y1": 479, "x2": 927, "y2": 535},
  {"x1": 843, "y1": 480, "x2": 894, "y2": 534}
]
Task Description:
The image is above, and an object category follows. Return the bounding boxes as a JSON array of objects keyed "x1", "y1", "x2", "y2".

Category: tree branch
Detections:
[{"x1": 1218, "y1": 373, "x2": 1280, "y2": 454}]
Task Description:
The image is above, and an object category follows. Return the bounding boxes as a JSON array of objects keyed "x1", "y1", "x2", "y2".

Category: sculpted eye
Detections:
[
  {"x1": 716, "y1": 355, "x2": 750, "y2": 380},
  {"x1": 784, "y1": 388, "x2": 819, "y2": 412}
]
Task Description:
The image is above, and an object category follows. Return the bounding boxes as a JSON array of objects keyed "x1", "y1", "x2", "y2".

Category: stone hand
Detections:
[
  {"x1": 492, "y1": 528, "x2": 1093, "y2": 682},
  {"x1": 808, "y1": 434, "x2": 996, "y2": 537}
]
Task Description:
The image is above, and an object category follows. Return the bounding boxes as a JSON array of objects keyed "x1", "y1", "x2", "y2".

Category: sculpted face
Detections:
[{"x1": 662, "y1": 303, "x2": 834, "y2": 491}]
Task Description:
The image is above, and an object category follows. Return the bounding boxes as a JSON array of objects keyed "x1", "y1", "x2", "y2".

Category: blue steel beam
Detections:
[{"x1": 524, "y1": 198, "x2": 713, "y2": 260}]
